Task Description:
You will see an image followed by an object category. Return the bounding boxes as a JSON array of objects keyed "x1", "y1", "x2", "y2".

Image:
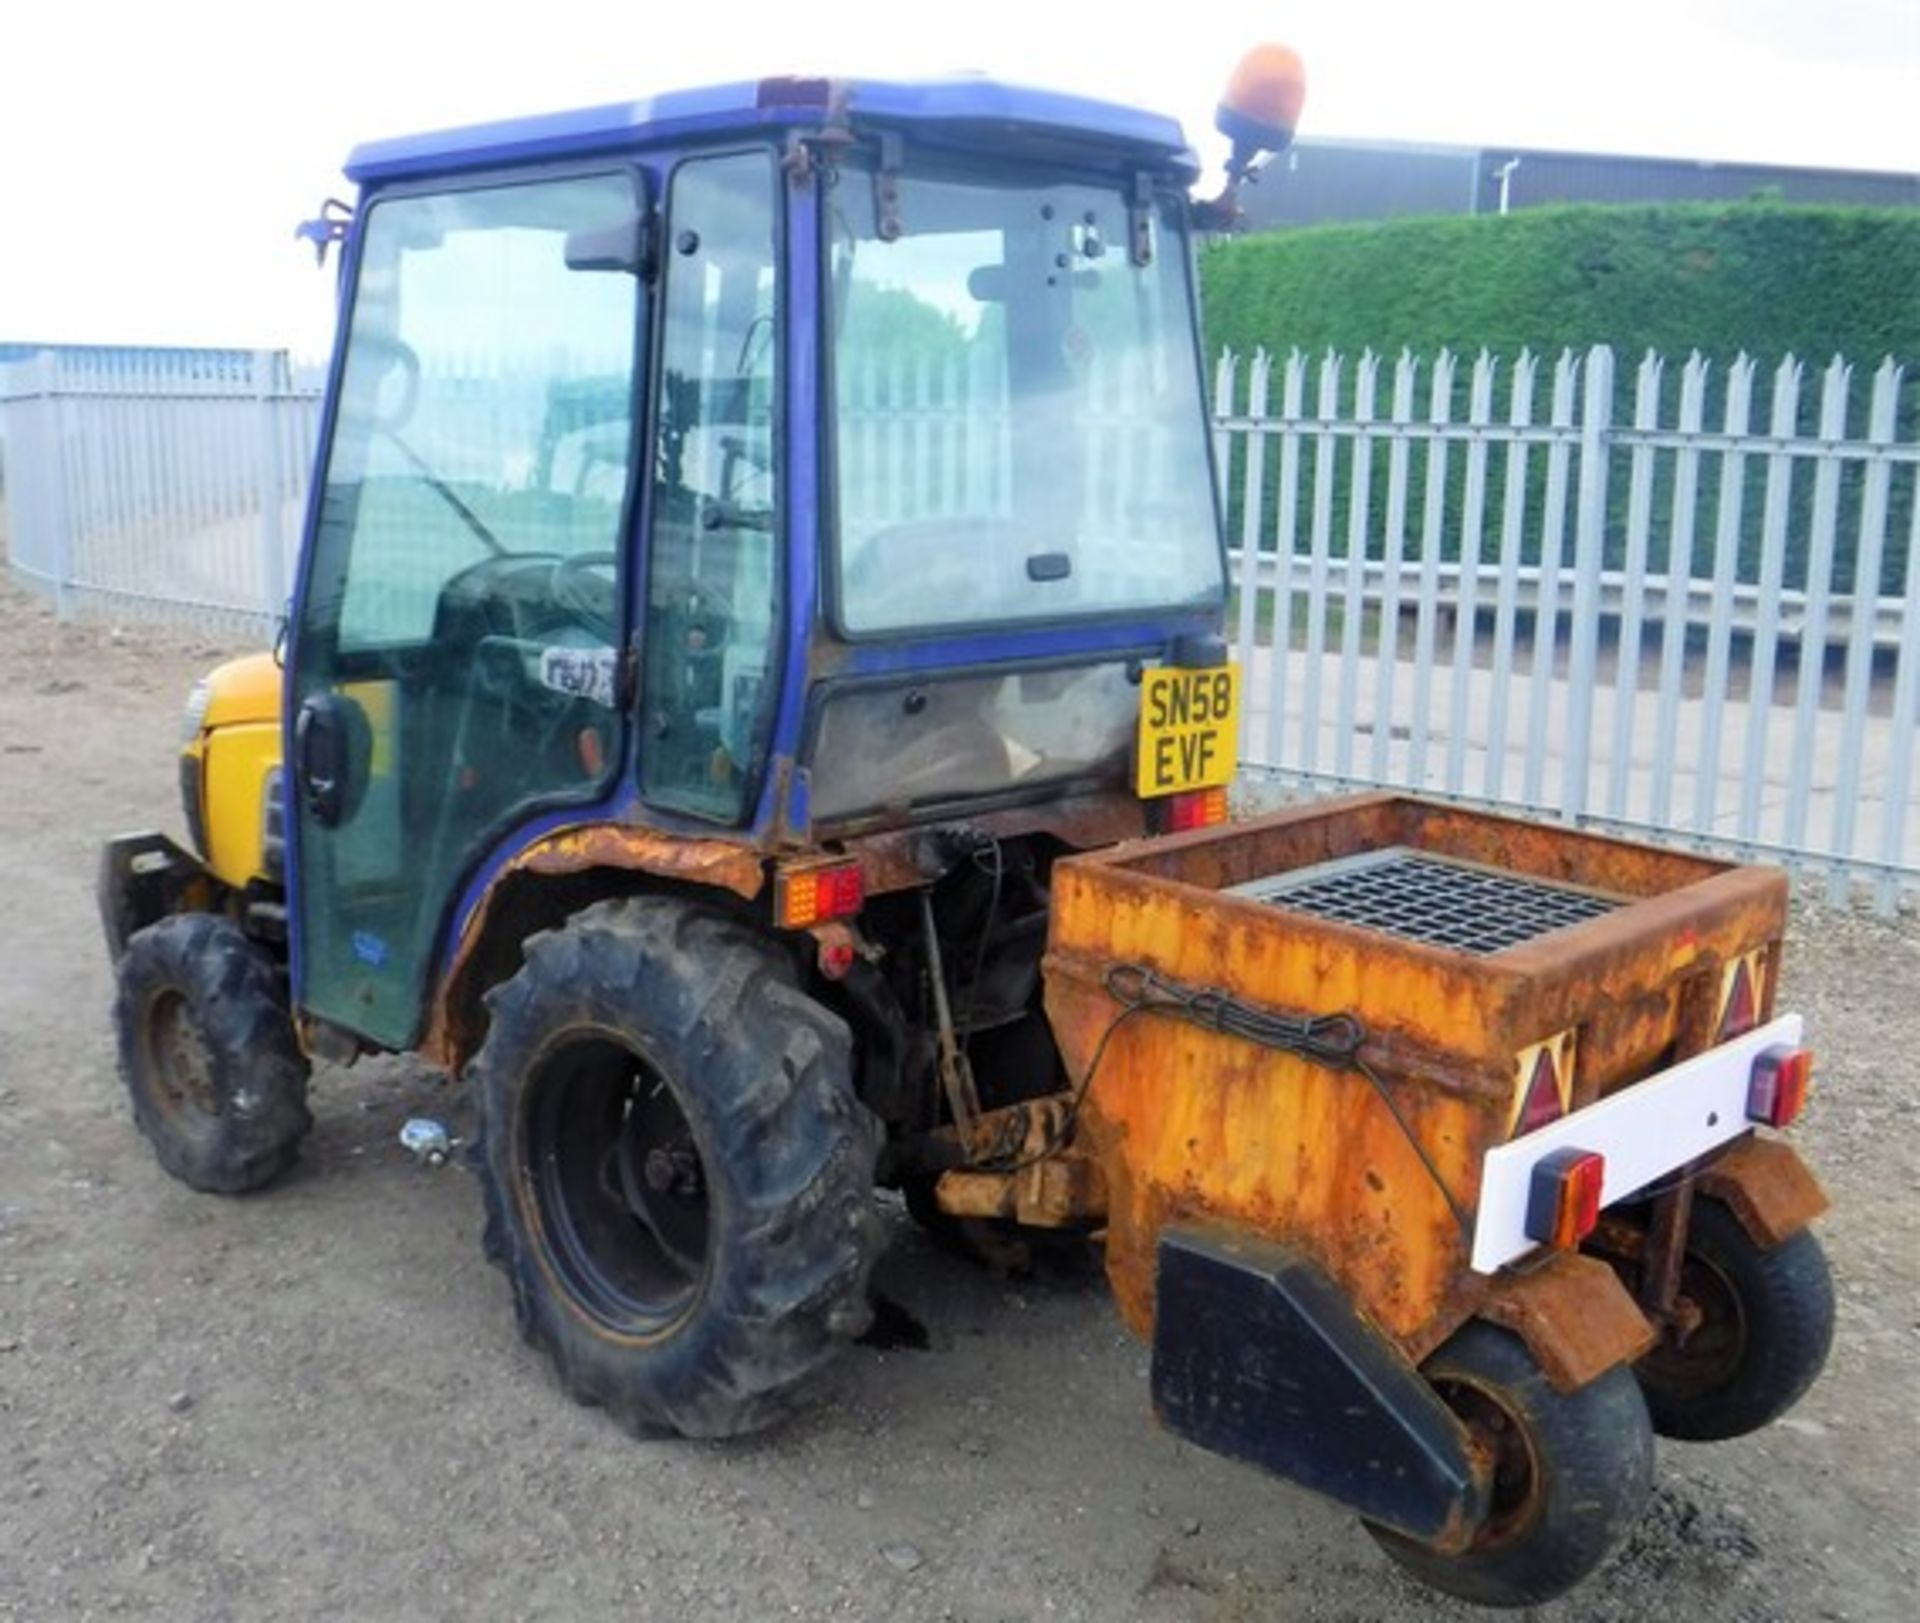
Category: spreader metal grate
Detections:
[{"x1": 1228, "y1": 847, "x2": 1624, "y2": 955}]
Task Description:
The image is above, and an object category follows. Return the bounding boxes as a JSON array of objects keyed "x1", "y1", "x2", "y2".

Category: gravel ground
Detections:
[{"x1": 1, "y1": 575, "x2": 1916, "y2": 1621}]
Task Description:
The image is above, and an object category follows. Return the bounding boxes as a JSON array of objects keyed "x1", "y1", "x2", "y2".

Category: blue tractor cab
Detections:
[{"x1": 285, "y1": 72, "x2": 1253, "y2": 1057}]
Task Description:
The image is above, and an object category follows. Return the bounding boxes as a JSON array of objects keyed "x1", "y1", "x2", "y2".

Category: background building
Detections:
[{"x1": 1238, "y1": 138, "x2": 1919, "y2": 230}]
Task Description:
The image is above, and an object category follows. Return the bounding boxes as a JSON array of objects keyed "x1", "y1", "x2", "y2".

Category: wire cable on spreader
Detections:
[{"x1": 982, "y1": 962, "x2": 1473, "y2": 1240}]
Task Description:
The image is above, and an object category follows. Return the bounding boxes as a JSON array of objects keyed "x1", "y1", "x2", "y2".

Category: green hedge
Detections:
[
  {"x1": 1200, "y1": 202, "x2": 1920, "y2": 370},
  {"x1": 1201, "y1": 204, "x2": 1919, "y2": 598}
]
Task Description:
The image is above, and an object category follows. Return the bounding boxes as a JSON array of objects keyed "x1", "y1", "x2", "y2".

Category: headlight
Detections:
[{"x1": 180, "y1": 679, "x2": 212, "y2": 744}]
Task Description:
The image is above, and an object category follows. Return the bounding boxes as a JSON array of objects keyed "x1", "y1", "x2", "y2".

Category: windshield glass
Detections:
[{"x1": 829, "y1": 166, "x2": 1221, "y2": 635}]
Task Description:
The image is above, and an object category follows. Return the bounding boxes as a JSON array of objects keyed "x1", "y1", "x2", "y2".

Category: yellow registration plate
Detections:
[{"x1": 1135, "y1": 662, "x2": 1240, "y2": 797}]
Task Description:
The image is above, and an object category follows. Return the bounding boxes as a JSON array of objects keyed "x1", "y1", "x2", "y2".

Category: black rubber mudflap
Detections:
[{"x1": 1151, "y1": 1228, "x2": 1486, "y2": 1544}]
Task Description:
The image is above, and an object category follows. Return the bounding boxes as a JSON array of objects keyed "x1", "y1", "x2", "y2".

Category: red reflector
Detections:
[
  {"x1": 1158, "y1": 786, "x2": 1229, "y2": 833},
  {"x1": 1524, "y1": 1148, "x2": 1606, "y2": 1251},
  {"x1": 1515, "y1": 1047, "x2": 1565, "y2": 1135},
  {"x1": 774, "y1": 861, "x2": 864, "y2": 929},
  {"x1": 1719, "y1": 958, "x2": 1758, "y2": 1040},
  {"x1": 1748, "y1": 1045, "x2": 1813, "y2": 1129}
]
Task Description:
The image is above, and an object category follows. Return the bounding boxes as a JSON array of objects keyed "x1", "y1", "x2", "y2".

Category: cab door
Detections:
[{"x1": 288, "y1": 169, "x2": 649, "y2": 1048}]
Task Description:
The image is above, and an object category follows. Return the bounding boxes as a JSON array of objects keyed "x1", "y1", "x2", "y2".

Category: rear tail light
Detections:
[
  {"x1": 774, "y1": 860, "x2": 864, "y2": 929},
  {"x1": 1524, "y1": 1148, "x2": 1606, "y2": 1250},
  {"x1": 1748, "y1": 1045, "x2": 1813, "y2": 1129},
  {"x1": 1153, "y1": 786, "x2": 1229, "y2": 833}
]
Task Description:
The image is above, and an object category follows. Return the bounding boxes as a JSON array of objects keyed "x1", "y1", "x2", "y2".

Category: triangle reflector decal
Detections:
[
  {"x1": 1515, "y1": 1046, "x2": 1564, "y2": 1136},
  {"x1": 1720, "y1": 958, "x2": 1757, "y2": 1040}
]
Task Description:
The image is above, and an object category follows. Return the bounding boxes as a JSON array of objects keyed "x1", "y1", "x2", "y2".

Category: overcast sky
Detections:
[{"x1": 2, "y1": 0, "x2": 1913, "y2": 354}]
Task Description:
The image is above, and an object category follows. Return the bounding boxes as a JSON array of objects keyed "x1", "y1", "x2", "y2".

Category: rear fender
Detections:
[
  {"x1": 419, "y1": 823, "x2": 767, "y2": 1071},
  {"x1": 1697, "y1": 1135, "x2": 1829, "y2": 1250},
  {"x1": 1475, "y1": 1250, "x2": 1657, "y2": 1394}
]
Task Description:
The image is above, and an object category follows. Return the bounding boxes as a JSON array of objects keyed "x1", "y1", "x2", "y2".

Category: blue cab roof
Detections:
[{"x1": 346, "y1": 76, "x2": 1197, "y2": 186}]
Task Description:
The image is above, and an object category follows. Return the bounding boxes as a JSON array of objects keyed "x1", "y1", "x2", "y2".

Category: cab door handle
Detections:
[{"x1": 294, "y1": 694, "x2": 359, "y2": 827}]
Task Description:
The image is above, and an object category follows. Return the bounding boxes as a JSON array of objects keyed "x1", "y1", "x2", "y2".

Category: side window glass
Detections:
[
  {"x1": 319, "y1": 176, "x2": 642, "y2": 652},
  {"x1": 641, "y1": 152, "x2": 780, "y2": 822}
]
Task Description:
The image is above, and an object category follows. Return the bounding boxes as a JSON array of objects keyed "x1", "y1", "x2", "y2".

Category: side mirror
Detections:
[
  {"x1": 295, "y1": 198, "x2": 354, "y2": 268},
  {"x1": 566, "y1": 213, "x2": 655, "y2": 276}
]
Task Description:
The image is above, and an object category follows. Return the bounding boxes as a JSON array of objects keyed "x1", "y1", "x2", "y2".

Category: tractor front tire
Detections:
[
  {"x1": 1364, "y1": 1321, "x2": 1654, "y2": 1609},
  {"x1": 113, "y1": 913, "x2": 312, "y2": 1193},
  {"x1": 470, "y1": 898, "x2": 885, "y2": 1439}
]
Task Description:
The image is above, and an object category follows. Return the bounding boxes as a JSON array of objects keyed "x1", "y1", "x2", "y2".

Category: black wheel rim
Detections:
[
  {"x1": 524, "y1": 1035, "x2": 711, "y2": 1336},
  {"x1": 1637, "y1": 1252, "x2": 1748, "y2": 1400},
  {"x1": 142, "y1": 991, "x2": 222, "y2": 1126},
  {"x1": 1433, "y1": 1375, "x2": 1544, "y2": 1553}
]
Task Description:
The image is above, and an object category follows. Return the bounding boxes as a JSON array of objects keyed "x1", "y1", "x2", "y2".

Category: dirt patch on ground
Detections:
[{"x1": 1, "y1": 575, "x2": 1915, "y2": 1621}]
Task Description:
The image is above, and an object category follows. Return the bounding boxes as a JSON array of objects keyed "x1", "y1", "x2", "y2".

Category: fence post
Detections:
[
  {"x1": 1829, "y1": 359, "x2": 1902, "y2": 906},
  {"x1": 253, "y1": 349, "x2": 290, "y2": 619},
  {"x1": 0, "y1": 359, "x2": 17, "y2": 566},
  {"x1": 1784, "y1": 358, "x2": 1851, "y2": 853},
  {"x1": 1561, "y1": 345, "x2": 1615, "y2": 817},
  {"x1": 1484, "y1": 350, "x2": 1537, "y2": 801},
  {"x1": 1446, "y1": 351, "x2": 1498, "y2": 793},
  {"x1": 1608, "y1": 350, "x2": 1666, "y2": 821},
  {"x1": 1300, "y1": 351, "x2": 1343, "y2": 775},
  {"x1": 1334, "y1": 351, "x2": 1378, "y2": 780},
  {"x1": 1878, "y1": 460, "x2": 1920, "y2": 917},
  {"x1": 1523, "y1": 352, "x2": 1581, "y2": 807},
  {"x1": 1233, "y1": 351, "x2": 1269, "y2": 751},
  {"x1": 35, "y1": 351, "x2": 76, "y2": 617}
]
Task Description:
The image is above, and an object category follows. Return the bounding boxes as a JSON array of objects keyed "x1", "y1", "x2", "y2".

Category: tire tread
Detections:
[{"x1": 469, "y1": 896, "x2": 883, "y2": 1439}]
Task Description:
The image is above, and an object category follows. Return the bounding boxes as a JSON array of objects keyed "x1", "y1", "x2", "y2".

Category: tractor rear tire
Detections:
[
  {"x1": 469, "y1": 897, "x2": 885, "y2": 1439},
  {"x1": 1633, "y1": 1198, "x2": 1834, "y2": 1442},
  {"x1": 113, "y1": 913, "x2": 312, "y2": 1193},
  {"x1": 1364, "y1": 1321, "x2": 1654, "y2": 1608}
]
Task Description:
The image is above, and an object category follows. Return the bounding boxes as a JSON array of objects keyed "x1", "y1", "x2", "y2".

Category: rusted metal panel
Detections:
[
  {"x1": 1698, "y1": 1136, "x2": 1830, "y2": 1249},
  {"x1": 1044, "y1": 791, "x2": 1785, "y2": 1378},
  {"x1": 1476, "y1": 1253, "x2": 1657, "y2": 1393},
  {"x1": 419, "y1": 822, "x2": 766, "y2": 1068},
  {"x1": 1402, "y1": 801, "x2": 1726, "y2": 897},
  {"x1": 499, "y1": 823, "x2": 766, "y2": 897}
]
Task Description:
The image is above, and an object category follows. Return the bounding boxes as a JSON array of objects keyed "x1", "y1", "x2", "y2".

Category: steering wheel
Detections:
[
  {"x1": 351, "y1": 332, "x2": 422, "y2": 434},
  {"x1": 552, "y1": 551, "x2": 620, "y2": 642}
]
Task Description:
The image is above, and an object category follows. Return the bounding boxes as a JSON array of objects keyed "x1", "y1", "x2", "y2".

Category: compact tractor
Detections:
[{"x1": 101, "y1": 49, "x2": 1834, "y2": 1607}]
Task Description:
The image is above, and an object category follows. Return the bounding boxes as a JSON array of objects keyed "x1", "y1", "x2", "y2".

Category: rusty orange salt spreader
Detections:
[{"x1": 1039, "y1": 792, "x2": 1832, "y2": 1605}]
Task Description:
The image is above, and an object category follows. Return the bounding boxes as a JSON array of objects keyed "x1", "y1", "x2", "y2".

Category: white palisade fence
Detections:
[
  {"x1": 1, "y1": 341, "x2": 1915, "y2": 914},
  {"x1": 1217, "y1": 346, "x2": 1917, "y2": 915},
  {"x1": 0, "y1": 348, "x2": 323, "y2": 629}
]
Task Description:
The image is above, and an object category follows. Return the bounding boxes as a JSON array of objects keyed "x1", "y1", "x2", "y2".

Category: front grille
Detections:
[
  {"x1": 178, "y1": 753, "x2": 208, "y2": 859},
  {"x1": 261, "y1": 767, "x2": 286, "y2": 882},
  {"x1": 1229, "y1": 847, "x2": 1623, "y2": 956}
]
